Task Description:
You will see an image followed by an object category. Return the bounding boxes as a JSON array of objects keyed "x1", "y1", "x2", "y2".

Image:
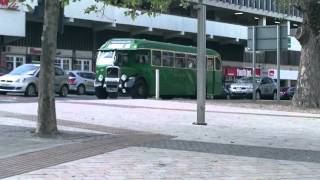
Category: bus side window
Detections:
[
  {"x1": 175, "y1": 53, "x2": 186, "y2": 68},
  {"x1": 152, "y1": 51, "x2": 161, "y2": 66},
  {"x1": 215, "y1": 57, "x2": 222, "y2": 71},
  {"x1": 136, "y1": 55, "x2": 149, "y2": 64},
  {"x1": 116, "y1": 53, "x2": 128, "y2": 66},
  {"x1": 162, "y1": 52, "x2": 174, "y2": 67},
  {"x1": 207, "y1": 57, "x2": 214, "y2": 70},
  {"x1": 187, "y1": 55, "x2": 196, "y2": 69}
]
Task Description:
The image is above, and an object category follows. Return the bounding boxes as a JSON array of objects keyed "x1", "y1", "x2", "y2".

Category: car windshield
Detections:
[
  {"x1": 236, "y1": 77, "x2": 260, "y2": 83},
  {"x1": 9, "y1": 64, "x2": 39, "y2": 75},
  {"x1": 96, "y1": 51, "x2": 115, "y2": 65}
]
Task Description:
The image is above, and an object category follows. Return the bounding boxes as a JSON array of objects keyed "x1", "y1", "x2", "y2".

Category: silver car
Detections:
[
  {"x1": 229, "y1": 77, "x2": 277, "y2": 99},
  {"x1": 67, "y1": 71, "x2": 96, "y2": 95},
  {"x1": 0, "y1": 64, "x2": 69, "y2": 97}
]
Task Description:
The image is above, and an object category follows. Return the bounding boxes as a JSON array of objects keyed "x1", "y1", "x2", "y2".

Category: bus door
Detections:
[
  {"x1": 174, "y1": 53, "x2": 188, "y2": 96},
  {"x1": 206, "y1": 57, "x2": 215, "y2": 96},
  {"x1": 159, "y1": 51, "x2": 175, "y2": 95},
  {"x1": 185, "y1": 54, "x2": 197, "y2": 96}
]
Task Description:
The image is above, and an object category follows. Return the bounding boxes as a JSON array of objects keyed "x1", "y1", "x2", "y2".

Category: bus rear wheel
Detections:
[
  {"x1": 131, "y1": 79, "x2": 148, "y2": 99},
  {"x1": 95, "y1": 87, "x2": 107, "y2": 99}
]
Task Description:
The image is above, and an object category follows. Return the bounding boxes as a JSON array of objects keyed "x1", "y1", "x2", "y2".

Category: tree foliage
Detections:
[{"x1": 83, "y1": 0, "x2": 189, "y2": 18}]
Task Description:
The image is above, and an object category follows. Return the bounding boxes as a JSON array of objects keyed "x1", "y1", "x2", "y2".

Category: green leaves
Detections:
[{"x1": 84, "y1": 0, "x2": 190, "y2": 19}]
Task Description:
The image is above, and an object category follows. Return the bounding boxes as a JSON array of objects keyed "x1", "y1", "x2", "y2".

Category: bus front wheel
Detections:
[
  {"x1": 131, "y1": 79, "x2": 148, "y2": 99},
  {"x1": 95, "y1": 87, "x2": 107, "y2": 99}
]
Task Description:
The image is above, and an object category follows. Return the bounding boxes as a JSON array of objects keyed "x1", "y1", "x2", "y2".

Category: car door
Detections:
[
  {"x1": 267, "y1": 78, "x2": 276, "y2": 95},
  {"x1": 54, "y1": 67, "x2": 65, "y2": 92},
  {"x1": 82, "y1": 72, "x2": 95, "y2": 92},
  {"x1": 260, "y1": 78, "x2": 268, "y2": 95}
]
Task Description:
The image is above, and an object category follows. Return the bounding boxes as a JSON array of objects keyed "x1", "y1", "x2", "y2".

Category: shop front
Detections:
[
  {"x1": 74, "y1": 50, "x2": 93, "y2": 72},
  {"x1": 1, "y1": 46, "x2": 26, "y2": 71},
  {"x1": 268, "y1": 69, "x2": 298, "y2": 87},
  {"x1": 223, "y1": 66, "x2": 261, "y2": 85},
  {"x1": 1, "y1": 46, "x2": 94, "y2": 72},
  {"x1": 0, "y1": 3, "x2": 26, "y2": 70}
]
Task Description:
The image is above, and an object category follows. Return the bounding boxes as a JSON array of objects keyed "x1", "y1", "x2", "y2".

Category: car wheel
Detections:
[
  {"x1": 59, "y1": 85, "x2": 68, "y2": 97},
  {"x1": 131, "y1": 79, "x2": 148, "y2": 99},
  {"x1": 256, "y1": 91, "x2": 261, "y2": 100},
  {"x1": 25, "y1": 84, "x2": 37, "y2": 97},
  {"x1": 77, "y1": 85, "x2": 86, "y2": 95},
  {"x1": 95, "y1": 87, "x2": 107, "y2": 99},
  {"x1": 0, "y1": 91, "x2": 7, "y2": 95},
  {"x1": 273, "y1": 91, "x2": 277, "y2": 100}
]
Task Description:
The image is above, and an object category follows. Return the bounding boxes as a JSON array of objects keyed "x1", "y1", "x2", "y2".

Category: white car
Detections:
[
  {"x1": 229, "y1": 77, "x2": 277, "y2": 99},
  {"x1": 0, "y1": 64, "x2": 69, "y2": 97},
  {"x1": 67, "y1": 71, "x2": 96, "y2": 95}
]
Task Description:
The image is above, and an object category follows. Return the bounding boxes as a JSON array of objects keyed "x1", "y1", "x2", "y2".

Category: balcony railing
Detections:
[{"x1": 213, "y1": 0, "x2": 302, "y2": 17}]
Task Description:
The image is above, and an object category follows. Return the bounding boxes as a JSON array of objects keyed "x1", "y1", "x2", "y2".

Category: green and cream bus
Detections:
[{"x1": 94, "y1": 38, "x2": 223, "y2": 99}]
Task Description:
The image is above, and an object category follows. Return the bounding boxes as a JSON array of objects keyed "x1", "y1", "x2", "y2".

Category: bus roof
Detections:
[{"x1": 99, "y1": 38, "x2": 220, "y2": 56}]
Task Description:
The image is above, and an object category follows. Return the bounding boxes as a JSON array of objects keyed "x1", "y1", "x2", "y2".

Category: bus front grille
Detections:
[{"x1": 106, "y1": 67, "x2": 119, "y2": 78}]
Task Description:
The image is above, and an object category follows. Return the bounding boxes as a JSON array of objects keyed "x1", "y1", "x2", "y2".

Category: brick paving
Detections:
[
  {"x1": 0, "y1": 134, "x2": 170, "y2": 179},
  {"x1": 6, "y1": 147, "x2": 320, "y2": 179},
  {"x1": 1, "y1": 98, "x2": 320, "y2": 179}
]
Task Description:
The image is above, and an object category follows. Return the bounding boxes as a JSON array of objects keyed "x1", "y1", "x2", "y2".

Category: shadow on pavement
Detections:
[{"x1": 141, "y1": 139, "x2": 320, "y2": 164}]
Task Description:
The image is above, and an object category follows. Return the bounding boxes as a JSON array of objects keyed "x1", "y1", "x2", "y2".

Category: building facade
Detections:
[{"x1": 0, "y1": 0, "x2": 302, "y2": 86}]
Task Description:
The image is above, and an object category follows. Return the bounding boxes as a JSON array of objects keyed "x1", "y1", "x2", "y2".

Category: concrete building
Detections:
[{"x1": 0, "y1": 0, "x2": 302, "y2": 86}]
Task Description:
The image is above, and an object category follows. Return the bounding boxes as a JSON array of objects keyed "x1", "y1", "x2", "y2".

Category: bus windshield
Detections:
[{"x1": 97, "y1": 51, "x2": 115, "y2": 65}]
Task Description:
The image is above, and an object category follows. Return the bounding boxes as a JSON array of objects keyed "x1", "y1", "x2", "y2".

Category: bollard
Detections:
[{"x1": 155, "y1": 69, "x2": 159, "y2": 100}]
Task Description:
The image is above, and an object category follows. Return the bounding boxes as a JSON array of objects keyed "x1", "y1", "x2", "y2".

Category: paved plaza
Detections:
[{"x1": 1, "y1": 95, "x2": 320, "y2": 179}]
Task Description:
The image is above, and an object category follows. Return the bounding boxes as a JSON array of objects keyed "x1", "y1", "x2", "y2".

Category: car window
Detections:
[
  {"x1": 89, "y1": 73, "x2": 96, "y2": 80},
  {"x1": 261, "y1": 78, "x2": 268, "y2": 84},
  {"x1": 77, "y1": 72, "x2": 84, "y2": 78},
  {"x1": 55, "y1": 67, "x2": 64, "y2": 76},
  {"x1": 289, "y1": 87, "x2": 296, "y2": 92},
  {"x1": 68, "y1": 72, "x2": 76, "y2": 77},
  {"x1": 0, "y1": 67, "x2": 8, "y2": 73}
]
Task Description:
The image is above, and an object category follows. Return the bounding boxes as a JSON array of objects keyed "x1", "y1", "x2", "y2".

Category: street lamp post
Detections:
[{"x1": 194, "y1": 0, "x2": 207, "y2": 126}]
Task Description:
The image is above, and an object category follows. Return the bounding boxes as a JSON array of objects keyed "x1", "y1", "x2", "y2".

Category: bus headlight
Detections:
[
  {"x1": 98, "y1": 75, "x2": 103, "y2": 82},
  {"x1": 121, "y1": 74, "x2": 127, "y2": 81}
]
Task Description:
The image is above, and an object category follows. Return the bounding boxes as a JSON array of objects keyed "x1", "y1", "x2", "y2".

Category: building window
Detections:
[
  {"x1": 5, "y1": 55, "x2": 26, "y2": 71},
  {"x1": 55, "y1": 58, "x2": 71, "y2": 71},
  {"x1": 74, "y1": 59, "x2": 92, "y2": 71}
]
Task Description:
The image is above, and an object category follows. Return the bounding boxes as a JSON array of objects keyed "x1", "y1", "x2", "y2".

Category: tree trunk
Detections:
[
  {"x1": 293, "y1": 0, "x2": 320, "y2": 108},
  {"x1": 36, "y1": 0, "x2": 60, "y2": 135}
]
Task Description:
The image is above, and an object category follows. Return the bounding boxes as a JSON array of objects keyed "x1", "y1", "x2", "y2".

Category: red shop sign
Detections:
[{"x1": 0, "y1": 0, "x2": 19, "y2": 10}]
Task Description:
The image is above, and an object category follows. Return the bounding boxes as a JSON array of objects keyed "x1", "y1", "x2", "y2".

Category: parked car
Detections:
[
  {"x1": 280, "y1": 87, "x2": 296, "y2": 100},
  {"x1": 229, "y1": 76, "x2": 277, "y2": 100},
  {"x1": 0, "y1": 64, "x2": 69, "y2": 97},
  {"x1": 67, "y1": 71, "x2": 96, "y2": 95},
  {"x1": 228, "y1": 77, "x2": 258, "y2": 99},
  {"x1": 0, "y1": 66, "x2": 9, "y2": 76}
]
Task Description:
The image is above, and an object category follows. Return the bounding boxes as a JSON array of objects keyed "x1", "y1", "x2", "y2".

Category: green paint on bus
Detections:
[{"x1": 95, "y1": 38, "x2": 223, "y2": 99}]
